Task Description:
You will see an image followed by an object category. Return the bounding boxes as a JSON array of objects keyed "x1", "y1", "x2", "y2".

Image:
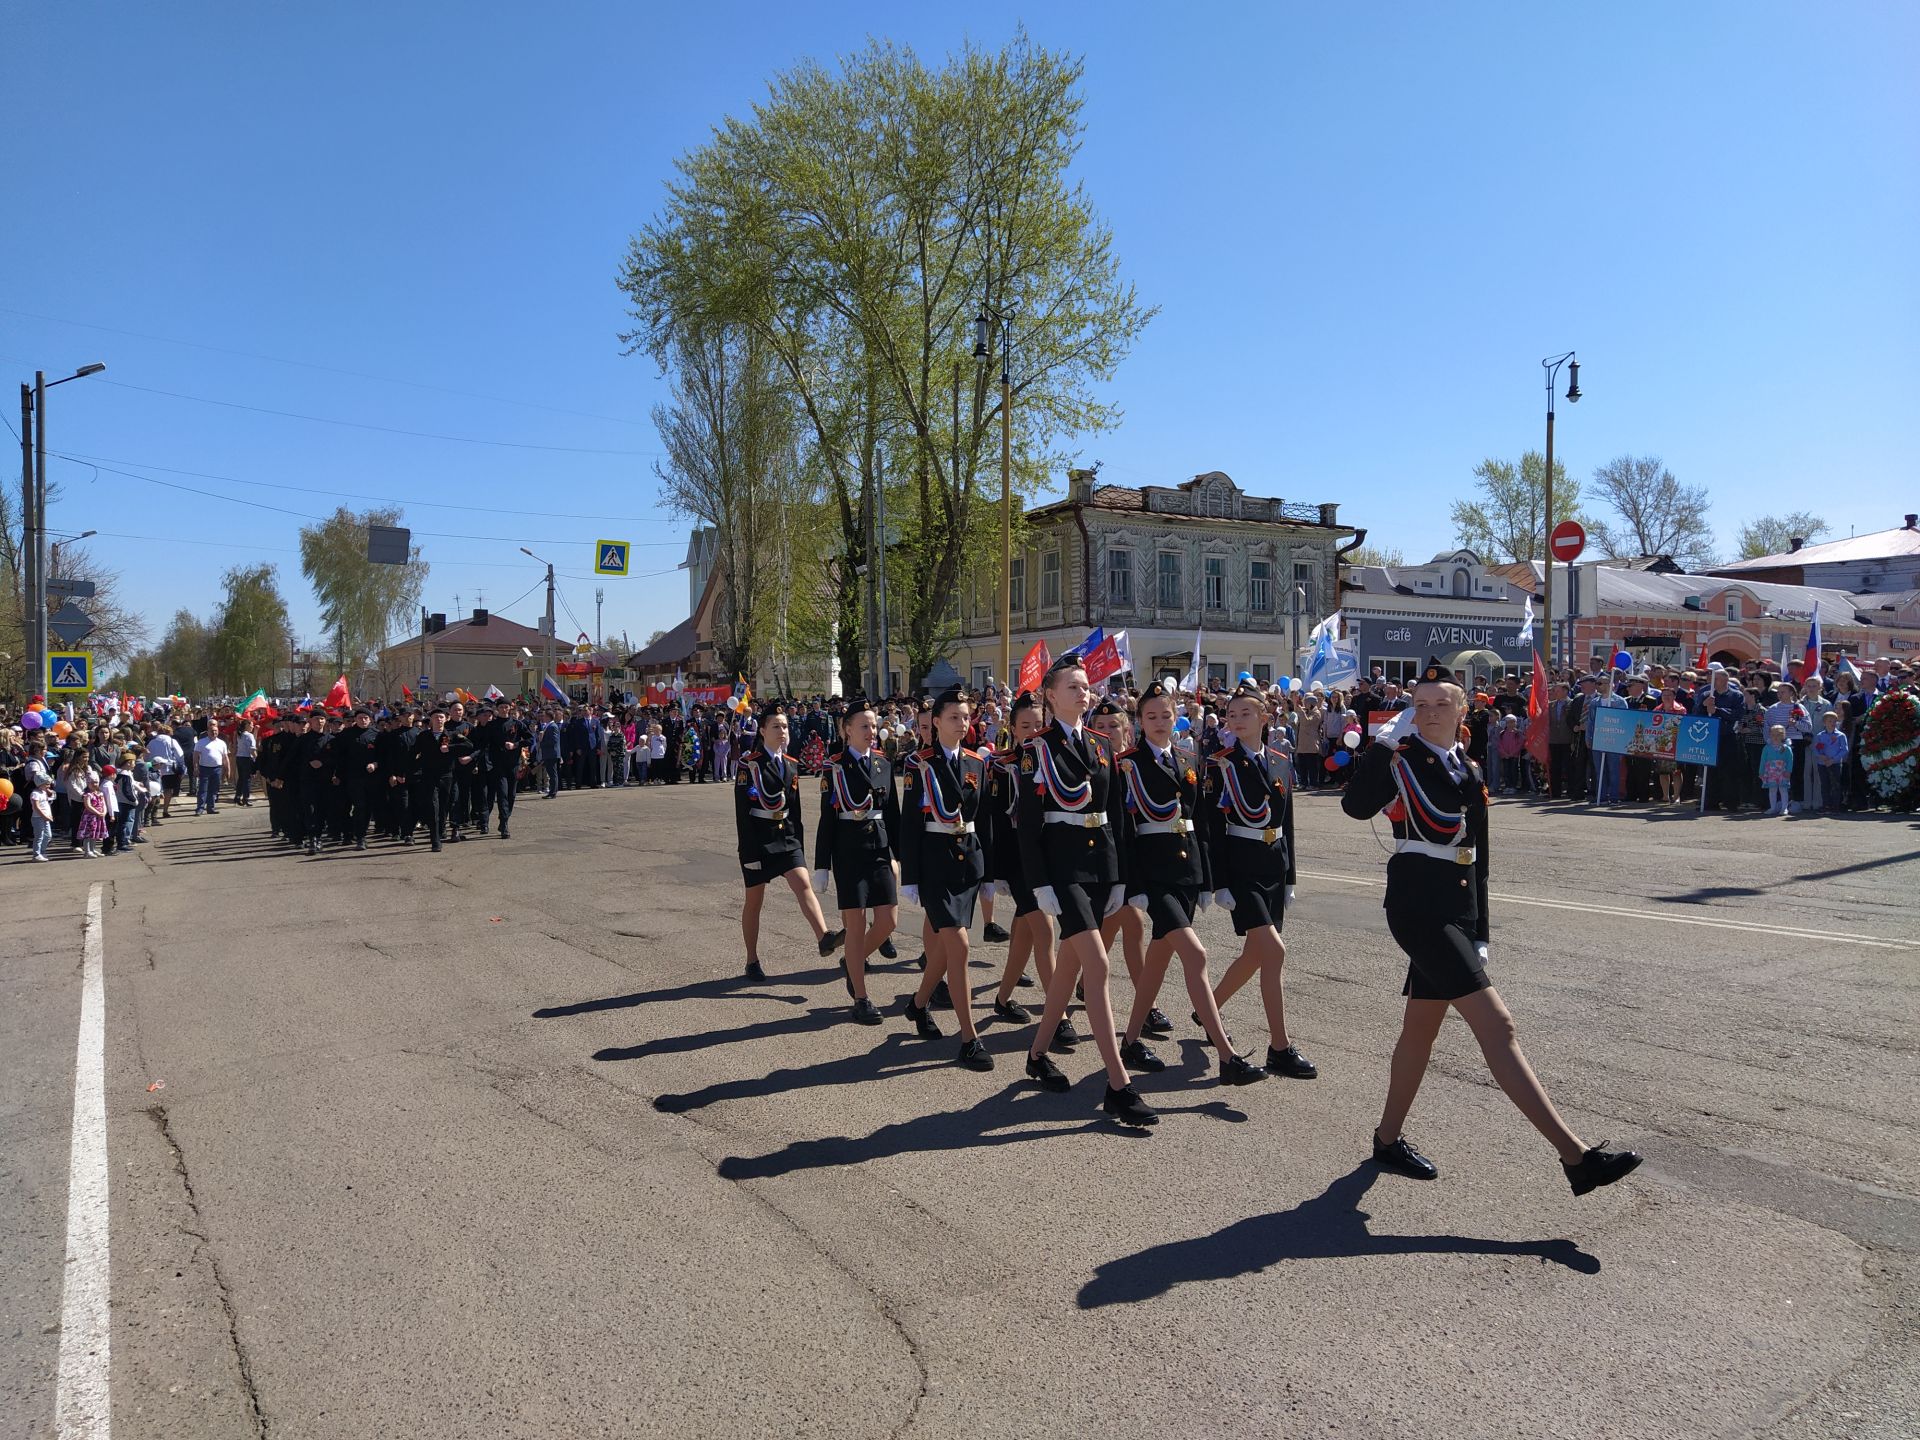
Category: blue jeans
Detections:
[
  {"x1": 115, "y1": 809, "x2": 137, "y2": 851},
  {"x1": 1595, "y1": 752, "x2": 1621, "y2": 803},
  {"x1": 196, "y1": 764, "x2": 222, "y2": 813}
]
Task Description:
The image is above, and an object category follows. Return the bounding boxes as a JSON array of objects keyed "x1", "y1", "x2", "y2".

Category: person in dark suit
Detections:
[
  {"x1": 1016, "y1": 657, "x2": 1156, "y2": 1126},
  {"x1": 1203, "y1": 684, "x2": 1317, "y2": 1080},
  {"x1": 811, "y1": 699, "x2": 900, "y2": 1025},
  {"x1": 291, "y1": 708, "x2": 335, "y2": 856},
  {"x1": 897, "y1": 688, "x2": 994, "y2": 1071},
  {"x1": 735, "y1": 703, "x2": 841, "y2": 981},
  {"x1": 1341, "y1": 659, "x2": 1643, "y2": 1196},
  {"x1": 1114, "y1": 682, "x2": 1268, "y2": 1085},
  {"x1": 408, "y1": 708, "x2": 462, "y2": 852}
]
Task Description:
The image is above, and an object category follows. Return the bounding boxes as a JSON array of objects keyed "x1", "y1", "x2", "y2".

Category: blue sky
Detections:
[{"x1": 7, "y1": 2, "x2": 1915, "y2": 658}]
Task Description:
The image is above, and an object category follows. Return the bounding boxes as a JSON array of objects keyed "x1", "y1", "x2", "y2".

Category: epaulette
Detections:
[
  {"x1": 961, "y1": 747, "x2": 983, "y2": 761},
  {"x1": 914, "y1": 746, "x2": 936, "y2": 760}
]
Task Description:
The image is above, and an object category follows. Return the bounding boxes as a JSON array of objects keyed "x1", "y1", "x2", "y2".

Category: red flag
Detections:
[
  {"x1": 401, "y1": 684, "x2": 413, "y2": 700},
  {"x1": 1524, "y1": 651, "x2": 1551, "y2": 772},
  {"x1": 1694, "y1": 639, "x2": 1710, "y2": 671},
  {"x1": 324, "y1": 674, "x2": 351, "y2": 711},
  {"x1": 1083, "y1": 634, "x2": 1123, "y2": 686},
  {"x1": 1016, "y1": 639, "x2": 1050, "y2": 696}
]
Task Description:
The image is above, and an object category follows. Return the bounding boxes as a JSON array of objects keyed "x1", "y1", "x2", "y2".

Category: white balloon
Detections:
[{"x1": 1343, "y1": 728, "x2": 1362, "y2": 749}]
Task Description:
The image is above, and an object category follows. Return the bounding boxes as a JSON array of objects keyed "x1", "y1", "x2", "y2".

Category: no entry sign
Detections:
[{"x1": 1549, "y1": 520, "x2": 1587, "y2": 563}]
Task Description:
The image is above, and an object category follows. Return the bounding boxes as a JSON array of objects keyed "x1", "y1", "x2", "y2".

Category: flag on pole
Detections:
[
  {"x1": 540, "y1": 673, "x2": 569, "y2": 705},
  {"x1": 401, "y1": 684, "x2": 413, "y2": 700},
  {"x1": 1304, "y1": 622, "x2": 1337, "y2": 686},
  {"x1": 1084, "y1": 633, "x2": 1124, "y2": 685},
  {"x1": 240, "y1": 688, "x2": 269, "y2": 716},
  {"x1": 1792, "y1": 612, "x2": 1822, "y2": 684},
  {"x1": 482, "y1": 683, "x2": 505, "y2": 701},
  {"x1": 1517, "y1": 594, "x2": 1535, "y2": 648},
  {"x1": 1695, "y1": 638, "x2": 1711, "y2": 671},
  {"x1": 1062, "y1": 627, "x2": 1104, "y2": 661},
  {"x1": 1180, "y1": 627, "x2": 1204, "y2": 695},
  {"x1": 323, "y1": 674, "x2": 351, "y2": 711},
  {"x1": 728, "y1": 674, "x2": 754, "y2": 715},
  {"x1": 1111, "y1": 630, "x2": 1133, "y2": 677},
  {"x1": 1016, "y1": 639, "x2": 1050, "y2": 696},
  {"x1": 1524, "y1": 649, "x2": 1551, "y2": 772},
  {"x1": 1837, "y1": 653, "x2": 1863, "y2": 685},
  {"x1": 296, "y1": 693, "x2": 314, "y2": 711}
]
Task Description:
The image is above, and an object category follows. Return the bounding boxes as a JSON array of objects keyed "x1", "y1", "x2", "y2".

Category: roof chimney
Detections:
[
  {"x1": 1066, "y1": 466, "x2": 1097, "y2": 504},
  {"x1": 1905, "y1": 513, "x2": 1917, "y2": 530},
  {"x1": 472, "y1": 608, "x2": 489, "y2": 626},
  {"x1": 1788, "y1": 537, "x2": 1805, "y2": 553}
]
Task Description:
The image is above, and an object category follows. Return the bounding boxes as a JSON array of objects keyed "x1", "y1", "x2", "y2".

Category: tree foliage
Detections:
[
  {"x1": 620, "y1": 32, "x2": 1153, "y2": 688},
  {"x1": 1735, "y1": 511, "x2": 1830, "y2": 560},
  {"x1": 1, "y1": 481, "x2": 147, "y2": 692},
  {"x1": 297, "y1": 507, "x2": 428, "y2": 686},
  {"x1": 1587, "y1": 454, "x2": 1714, "y2": 567},
  {"x1": 210, "y1": 564, "x2": 293, "y2": 693},
  {"x1": 1450, "y1": 451, "x2": 1580, "y2": 564},
  {"x1": 1343, "y1": 543, "x2": 1406, "y2": 568}
]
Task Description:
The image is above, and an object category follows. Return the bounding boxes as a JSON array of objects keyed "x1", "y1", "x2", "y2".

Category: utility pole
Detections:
[
  {"x1": 874, "y1": 466, "x2": 890, "y2": 695},
  {"x1": 18, "y1": 382, "x2": 33, "y2": 696},
  {"x1": 542, "y1": 565, "x2": 556, "y2": 682},
  {"x1": 595, "y1": 586, "x2": 604, "y2": 649}
]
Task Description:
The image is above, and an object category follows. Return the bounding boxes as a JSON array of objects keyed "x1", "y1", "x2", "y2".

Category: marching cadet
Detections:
[
  {"x1": 982, "y1": 692, "x2": 1062, "y2": 1030},
  {"x1": 470, "y1": 703, "x2": 519, "y2": 839},
  {"x1": 1204, "y1": 684, "x2": 1318, "y2": 1079},
  {"x1": 259, "y1": 712, "x2": 300, "y2": 844},
  {"x1": 1017, "y1": 656, "x2": 1157, "y2": 1126},
  {"x1": 1090, "y1": 699, "x2": 1153, "y2": 1011},
  {"x1": 1341, "y1": 659, "x2": 1643, "y2": 1195},
  {"x1": 377, "y1": 708, "x2": 420, "y2": 843},
  {"x1": 735, "y1": 702, "x2": 842, "y2": 982},
  {"x1": 336, "y1": 708, "x2": 381, "y2": 851},
  {"x1": 409, "y1": 708, "x2": 462, "y2": 852},
  {"x1": 811, "y1": 699, "x2": 901, "y2": 1024},
  {"x1": 1114, "y1": 682, "x2": 1268, "y2": 1085},
  {"x1": 292, "y1": 707, "x2": 335, "y2": 856},
  {"x1": 897, "y1": 688, "x2": 994, "y2": 1071}
]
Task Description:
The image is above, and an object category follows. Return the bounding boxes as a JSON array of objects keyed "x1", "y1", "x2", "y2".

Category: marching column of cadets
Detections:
[{"x1": 732, "y1": 655, "x2": 1643, "y2": 1195}]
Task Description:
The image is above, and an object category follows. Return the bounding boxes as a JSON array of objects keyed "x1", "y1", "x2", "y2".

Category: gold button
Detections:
[{"x1": 1177, "y1": 849, "x2": 1188, "y2": 860}]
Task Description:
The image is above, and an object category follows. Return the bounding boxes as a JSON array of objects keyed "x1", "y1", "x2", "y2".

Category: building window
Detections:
[
  {"x1": 1206, "y1": 662, "x2": 1229, "y2": 688},
  {"x1": 1041, "y1": 550, "x2": 1061, "y2": 609},
  {"x1": 1157, "y1": 551, "x2": 1182, "y2": 609},
  {"x1": 1251, "y1": 662, "x2": 1273, "y2": 684},
  {"x1": 1250, "y1": 560, "x2": 1273, "y2": 612},
  {"x1": 1107, "y1": 548, "x2": 1133, "y2": 608},
  {"x1": 1452, "y1": 568, "x2": 1470, "y2": 598},
  {"x1": 1724, "y1": 596, "x2": 1738, "y2": 622},
  {"x1": 1376, "y1": 657, "x2": 1420, "y2": 686},
  {"x1": 1008, "y1": 556, "x2": 1025, "y2": 612},
  {"x1": 1204, "y1": 556, "x2": 1226, "y2": 611}
]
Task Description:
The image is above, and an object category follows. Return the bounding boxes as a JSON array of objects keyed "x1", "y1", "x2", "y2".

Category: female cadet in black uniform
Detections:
[
  {"x1": 1341, "y1": 661, "x2": 1643, "y2": 1195},
  {"x1": 1114, "y1": 682, "x2": 1267, "y2": 1085},
  {"x1": 897, "y1": 688, "x2": 993, "y2": 1071},
  {"x1": 811, "y1": 699, "x2": 900, "y2": 1026},
  {"x1": 1203, "y1": 684, "x2": 1318, "y2": 1079},
  {"x1": 1090, "y1": 700, "x2": 1152, "y2": 1014},
  {"x1": 982, "y1": 692, "x2": 1063, "y2": 1031},
  {"x1": 735, "y1": 702, "x2": 842, "y2": 982},
  {"x1": 1017, "y1": 657, "x2": 1157, "y2": 1126}
]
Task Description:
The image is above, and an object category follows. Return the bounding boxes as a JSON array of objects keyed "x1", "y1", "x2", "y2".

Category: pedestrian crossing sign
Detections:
[
  {"x1": 594, "y1": 539, "x2": 630, "y2": 576},
  {"x1": 47, "y1": 650, "x2": 93, "y2": 693}
]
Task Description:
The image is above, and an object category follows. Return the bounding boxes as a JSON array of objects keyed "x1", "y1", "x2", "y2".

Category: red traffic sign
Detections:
[{"x1": 1549, "y1": 520, "x2": 1587, "y2": 563}]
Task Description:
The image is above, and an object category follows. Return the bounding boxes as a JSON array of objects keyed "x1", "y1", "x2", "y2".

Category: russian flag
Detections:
[
  {"x1": 1793, "y1": 613, "x2": 1822, "y2": 685},
  {"x1": 540, "y1": 673, "x2": 569, "y2": 705}
]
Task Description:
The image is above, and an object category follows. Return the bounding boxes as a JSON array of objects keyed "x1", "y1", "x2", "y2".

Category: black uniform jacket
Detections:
[
  {"x1": 334, "y1": 724, "x2": 380, "y2": 782},
  {"x1": 983, "y1": 749, "x2": 1023, "y2": 885},
  {"x1": 1016, "y1": 720, "x2": 1124, "y2": 892},
  {"x1": 900, "y1": 745, "x2": 987, "y2": 891},
  {"x1": 376, "y1": 725, "x2": 418, "y2": 785},
  {"x1": 258, "y1": 730, "x2": 296, "y2": 786},
  {"x1": 1341, "y1": 734, "x2": 1491, "y2": 943},
  {"x1": 1115, "y1": 741, "x2": 1211, "y2": 895},
  {"x1": 1202, "y1": 740, "x2": 1296, "y2": 888},
  {"x1": 734, "y1": 749, "x2": 805, "y2": 862},
  {"x1": 409, "y1": 727, "x2": 464, "y2": 782},
  {"x1": 812, "y1": 748, "x2": 901, "y2": 873},
  {"x1": 292, "y1": 729, "x2": 334, "y2": 787}
]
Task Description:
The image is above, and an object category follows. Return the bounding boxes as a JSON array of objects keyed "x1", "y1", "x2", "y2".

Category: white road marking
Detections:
[
  {"x1": 1298, "y1": 869, "x2": 1910, "y2": 950},
  {"x1": 56, "y1": 883, "x2": 110, "y2": 1439}
]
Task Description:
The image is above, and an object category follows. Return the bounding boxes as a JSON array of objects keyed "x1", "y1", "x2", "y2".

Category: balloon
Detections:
[
  {"x1": 20, "y1": 710, "x2": 43, "y2": 730},
  {"x1": 1612, "y1": 650, "x2": 1633, "y2": 672},
  {"x1": 0, "y1": 777, "x2": 12, "y2": 803},
  {"x1": 1237, "y1": 670, "x2": 1253, "y2": 682},
  {"x1": 1323, "y1": 756, "x2": 1340, "y2": 772},
  {"x1": 1333, "y1": 750, "x2": 1351, "y2": 767},
  {"x1": 52, "y1": 720, "x2": 73, "y2": 738},
  {"x1": 1174, "y1": 716, "x2": 1191, "y2": 734},
  {"x1": 1342, "y1": 729, "x2": 1361, "y2": 749}
]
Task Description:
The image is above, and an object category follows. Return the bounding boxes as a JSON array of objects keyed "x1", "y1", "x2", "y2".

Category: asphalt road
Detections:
[{"x1": 4, "y1": 782, "x2": 1918, "y2": 1439}]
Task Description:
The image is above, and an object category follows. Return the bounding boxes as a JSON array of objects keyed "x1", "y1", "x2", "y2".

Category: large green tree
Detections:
[
  {"x1": 1451, "y1": 451, "x2": 1581, "y2": 564},
  {"x1": 297, "y1": 507, "x2": 428, "y2": 688},
  {"x1": 620, "y1": 32, "x2": 1153, "y2": 687},
  {"x1": 210, "y1": 563, "x2": 293, "y2": 694}
]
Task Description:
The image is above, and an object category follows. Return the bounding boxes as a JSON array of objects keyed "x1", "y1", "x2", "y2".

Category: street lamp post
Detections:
[
  {"x1": 19, "y1": 363, "x2": 105, "y2": 692},
  {"x1": 974, "y1": 308, "x2": 1015, "y2": 691},
  {"x1": 50, "y1": 528, "x2": 97, "y2": 578},
  {"x1": 518, "y1": 547, "x2": 557, "y2": 688},
  {"x1": 1539, "y1": 351, "x2": 1580, "y2": 669}
]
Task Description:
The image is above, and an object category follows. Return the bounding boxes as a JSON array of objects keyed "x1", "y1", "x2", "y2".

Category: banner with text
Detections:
[{"x1": 1591, "y1": 709, "x2": 1720, "y2": 766}]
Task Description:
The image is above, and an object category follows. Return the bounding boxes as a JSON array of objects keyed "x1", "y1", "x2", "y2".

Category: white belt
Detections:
[
  {"x1": 748, "y1": 808, "x2": 788, "y2": 821},
  {"x1": 1225, "y1": 823, "x2": 1284, "y2": 844},
  {"x1": 925, "y1": 819, "x2": 974, "y2": 836},
  {"x1": 837, "y1": 810, "x2": 879, "y2": 823},
  {"x1": 1134, "y1": 817, "x2": 1192, "y2": 837},
  {"x1": 1397, "y1": 839, "x2": 1477, "y2": 865},
  {"x1": 1044, "y1": 810, "x2": 1106, "y2": 829}
]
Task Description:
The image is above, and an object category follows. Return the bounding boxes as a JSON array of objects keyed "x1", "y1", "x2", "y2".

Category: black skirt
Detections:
[
  {"x1": 1054, "y1": 880, "x2": 1108, "y2": 939},
  {"x1": 923, "y1": 880, "x2": 979, "y2": 932},
  {"x1": 1226, "y1": 876, "x2": 1284, "y2": 937},
  {"x1": 1003, "y1": 872, "x2": 1040, "y2": 919},
  {"x1": 1385, "y1": 907, "x2": 1491, "y2": 1001},
  {"x1": 742, "y1": 841, "x2": 806, "y2": 888},
  {"x1": 1144, "y1": 882, "x2": 1203, "y2": 941},
  {"x1": 835, "y1": 861, "x2": 898, "y2": 912}
]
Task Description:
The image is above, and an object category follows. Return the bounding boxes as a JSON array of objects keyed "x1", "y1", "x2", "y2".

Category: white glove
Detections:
[
  {"x1": 1034, "y1": 885, "x2": 1062, "y2": 917},
  {"x1": 1103, "y1": 885, "x2": 1124, "y2": 918},
  {"x1": 1212, "y1": 888, "x2": 1236, "y2": 911},
  {"x1": 901, "y1": 884, "x2": 920, "y2": 906},
  {"x1": 1475, "y1": 941, "x2": 1490, "y2": 964},
  {"x1": 1284, "y1": 885, "x2": 1296, "y2": 909},
  {"x1": 993, "y1": 880, "x2": 1013, "y2": 902},
  {"x1": 1127, "y1": 893, "x2": 1148, "y2": 912},
  {"x1": 1195, "y1": 890, "x2": 1212, "y2": 913},
  {"x1": 812, "y1": 868, "x2": 830, "y2": 894}
]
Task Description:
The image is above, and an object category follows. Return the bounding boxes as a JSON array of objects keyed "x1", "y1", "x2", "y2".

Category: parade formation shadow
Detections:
[{"x1": 1076, "y1": 1162, "x2": 1600, "y2": 1310}]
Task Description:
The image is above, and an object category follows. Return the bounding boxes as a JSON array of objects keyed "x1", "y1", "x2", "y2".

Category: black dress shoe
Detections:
[
  {"x1": 1190, "y1": 1011, "x2": 1213, "y2": 1045},
  {"x1": 982, "y1": 922, "x2": 1010, "y2": 943},
  {"x1": 1016, "y1": 974, "x2": 1035, "y2": 988},
  {"x1": 1052, "y1": 1016, "x2": 1083, "y2": 1051},
  {"x1": 957, "y1": 1038, "x2": 994, "y2": 1071},
  {"x1": 1218, "y1": 1052, "x2": 1268, "y2": 1086},
  {"x1": 1563, "y1": 1142, "x2": 1643, "y2": 1196},
  {"x1": 1373, "y1": 1132, "x2": 1439, "y2": 1180},
  {"x1": 931, "y1": 979, "x2": 952, "y2": 1010},
  {"x1": 1142, "y1": 1008, "x2": 1174, "y2": 1038},
  {"x1": 818, "y1": 929, "x2": 845, "y2": 958},
  {"x1": 850, "y1": 997, "x2": 883, "y2": 1025},
  {"x1": 1025, "y1": 1052, "x2": 1071, "y2": 1091},
  {"x1": 355, "y1": 839, "x2": 367, "y2": 851},
  {"x1": 744, "y1": 959, "x2": 768, "y2": 982},
  {"x1": 904, "y1": 1000, "x2": 943, "y2": 1040},
  {"x1": 878, "y1": 938, "x2": 898, "y2": 960},
  {"x1": 499, "y1": 828, "x2": 509, "y2": 840},
  {"x1": 1266, "y1": 1044, "x2": 1318, "y2": 1079},
  {"x1": 992, "y1": 997, "x2": 1031, "y2": 1024},
  {"x1": 1102, "y1": 1084, "x2": 1160, "y2": 1127},
  {"x1": 1120, "y1": 1038, "x2": 1166, "y2": 1072},
  {"x1": 403, "y1": 835, "x2": 415, "y2": 845}
]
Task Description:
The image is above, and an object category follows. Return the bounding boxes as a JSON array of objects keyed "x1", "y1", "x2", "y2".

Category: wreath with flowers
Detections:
[
  {"x1": 798, "y1": 731, "x2": 827, "y2": 776},
  {"x1": 1861, "y1": 688, "x2": 1920, "y2": 809}
]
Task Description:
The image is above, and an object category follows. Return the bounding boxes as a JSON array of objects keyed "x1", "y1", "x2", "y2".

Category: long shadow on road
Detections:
[{"x1": 1077, "y1": 1162, "x2": 1600, "y2": 1309}]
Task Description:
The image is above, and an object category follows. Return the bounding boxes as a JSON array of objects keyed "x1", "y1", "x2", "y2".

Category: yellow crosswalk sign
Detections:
[{"x1": 594, "y1": 540, "x2": 630, "y2": 576}]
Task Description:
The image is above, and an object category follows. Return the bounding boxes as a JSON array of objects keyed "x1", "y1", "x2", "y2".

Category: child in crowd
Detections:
[
  {"x1": 1759, "y1": 724, "x2": 1794, "y2": 817},
  {"x1": 1495, "y1": 714, "x2": 1525, "y2": 794},
  {"x1": 77, "y1": 778, "x2": 109, "y2": 858},
  {"x1": 29, "y1": 777, "x2": 54, "y2": 861},
  {"x1": 1812, "y1": 711, "x2": 1849, "y2": 811}
]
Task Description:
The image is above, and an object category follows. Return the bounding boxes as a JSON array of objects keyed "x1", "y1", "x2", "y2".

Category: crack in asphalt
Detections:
[{"x1": 146, "y1": 1104, "x2": 270, "y2": 1439}]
